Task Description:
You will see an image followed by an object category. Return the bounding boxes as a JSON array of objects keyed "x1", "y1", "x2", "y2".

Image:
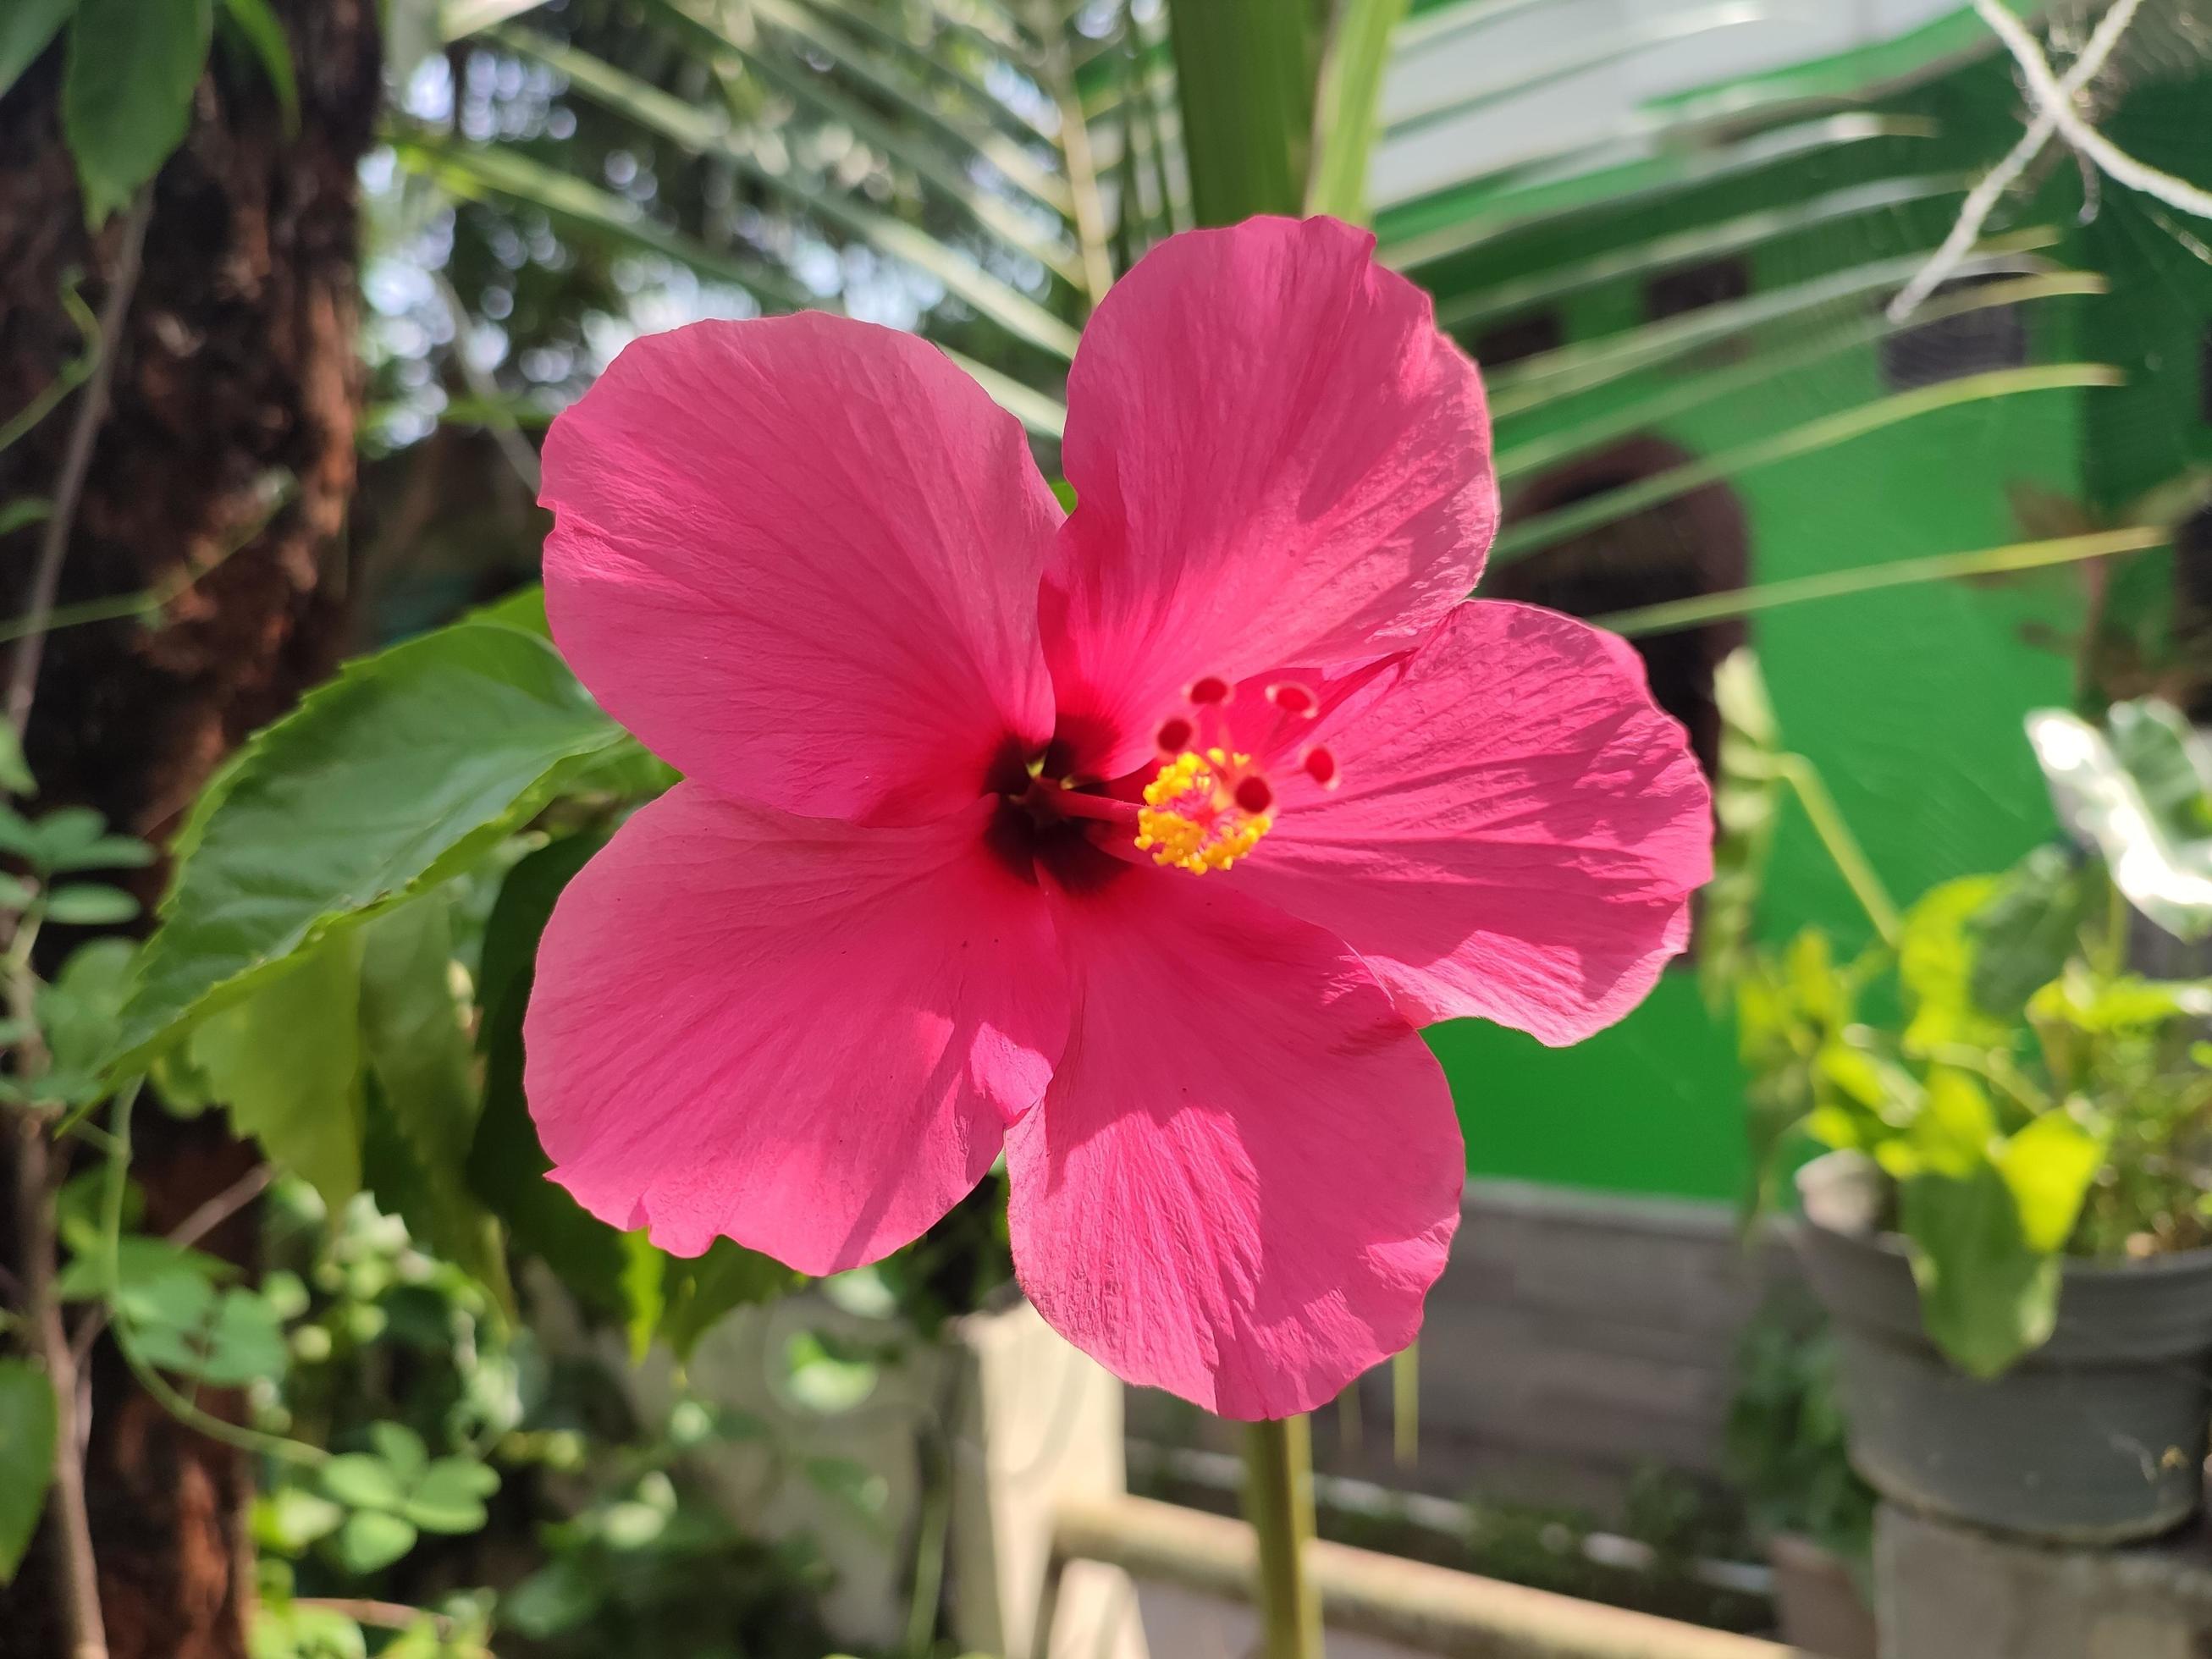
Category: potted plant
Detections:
[{"x1": 1720, "y1": 675, "x2": 2212, "y2": 1543}]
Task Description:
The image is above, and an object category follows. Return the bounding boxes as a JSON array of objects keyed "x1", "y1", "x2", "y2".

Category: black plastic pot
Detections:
[{"x1": 1794, "y1": 1159, "x2": 2212, "y2": 1545}]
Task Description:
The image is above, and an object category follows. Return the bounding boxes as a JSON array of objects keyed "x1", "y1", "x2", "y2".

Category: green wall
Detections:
[{"x1": 1389, "y1": 47, "x2": 2128, "y2": 1200}]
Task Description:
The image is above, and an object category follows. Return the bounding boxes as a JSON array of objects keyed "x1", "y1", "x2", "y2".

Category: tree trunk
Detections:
[{"x1": 0, "y1": 6, "x2": 380, "y2": 1656}]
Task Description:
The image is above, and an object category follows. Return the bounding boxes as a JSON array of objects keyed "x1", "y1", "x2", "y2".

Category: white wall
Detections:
[{"x1": 1372, "y1": 0, "x2": 1972, "y2": 207}]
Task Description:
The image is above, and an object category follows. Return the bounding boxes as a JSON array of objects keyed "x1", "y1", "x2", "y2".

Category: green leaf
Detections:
[
  {"x1": 1899, "y1": 877, "x2": 2007, "y2": 1055},
  {"x1": 466, "y1": 836, "x2": 624, "y2": 1314},
  {"x1": 0, "y1": 723, "x2": 34, "y2": 798},
  {"x1": 47, "y1": 835, "x2": 157, "y2": 873},
  {"x1": 38, "y1": 936, "x2": 137, "y2": 1083},
  {"x1": 1907, "y1": 1069, "x2": 2000, "y2": 1180},
  {"x1": 463, "y1": 583, "x2": 549, "y2": 639},
  {"x1": 367, "y1": 1422, "x2": 428, "y2": 1484},
  {"x1": 1306, "y1": 0, "x2": 1404, "y2": 222},
  {"x1": 0, "y1": 0, "x2": 75, "y2": 102},
  {"x1": 660, "y1": 1241, "x2": 799, "y2": 1365},
  {"x1": 401, "y1": 1457, "x2": 498, "y2": 1533},
  {"x1": 322, "y1": 1452, "x2": 406, "y2": 1513},
  {"x1": 254, "y1": 1485, "x2": 344, "y2": 1555},
  {"x1": 619, "y1": 1231, "x2": 663, "y2": 1365},
  {"x1": 0, "y1": 499, "x2": 51, "y2": 540},
  {"x1": 217, "y1": 0, "x2": 296, "y2": 133},
  {"x1": 781, "y1": 1330, "x2": 878, "y2": 1414},
  {"x1": 2027, "y1": 706, "x2": 2212, "y2": 940},
  {"x1": 356, "y1": 897, "x2": 509, "y2": 1301},
  {"x1": 192, "y1": 1288, "x2": 290, "y2": 1386},
  {"x1": 188, "y1": 939, "x2": 365, "y2": 1212},
  {"x1": 54, "y1": 1232, "x2": 227, "y2": 1304},
  {"x1": 1167, "y1": 0, "x2": 1316, "y2": 225},
  {"x1": 108, "y1": 622, "x2": 624, "y2": 1072},
  {"x1": 1900, "y1": 1160, "x2": 2060, "y2": 1379},
  {"x1": 0, "y1": 1360, "x2": 57, "y2": 1585},
  {"x1": 333, "y1": 1509, "x2": 416, "y2": 1574},
  {"x1": 1968, "y1": 846, "x2": 2091, "y2": 1020},
  {"x1": 1999, "y1": 1111, "x2": 2104, "y2": 1254},
  {"x1": 62, "y1": 0, "x2": 213, "y2": 223},
  {"x1": 43, "y1": 884, "x2": 140, "y2": 925},
  {"x1": 27, "y1": 806, "x2": 107, "y2": 867}
]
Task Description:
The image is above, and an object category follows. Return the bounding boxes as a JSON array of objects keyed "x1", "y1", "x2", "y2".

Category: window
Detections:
[
  {"x1": 1643, "y1": 256, "x2": 1751, "y2": 322},
  {"x1": 1482, "y1": 437, "x2": 1750, "y2": 782},
  {"x1": 1472, "y1": 311, "x2": 1564, "y2": 370},
  {"x1": 1880, "y1": 276, "x2": 2028, "y2": 389}
]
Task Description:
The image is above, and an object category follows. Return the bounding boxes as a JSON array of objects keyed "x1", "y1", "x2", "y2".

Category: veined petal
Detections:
[
  {"x1": 1043, "y1": 217, "x2": 1496, "y2": 780},
  {"x1": 525, "y1": 785, "x2": 1067, "y2": 1273},
  {"x1": 542, "y1": 315, "x2": 1058, "y2": 825},
  {"x1": 1007, "y1": 868, "x2": 1462, "y2": 1419},
  {"x1": 1231, "y1": 602, "x2": 1713, "y2": 1045}
]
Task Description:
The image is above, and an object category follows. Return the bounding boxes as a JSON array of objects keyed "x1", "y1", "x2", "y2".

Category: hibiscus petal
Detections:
[
  {"x1": 542, "y1": 315, "x2": 1058, "y2": 825},
  {"x1": 1006, "y1": 869, "x2": 1462, "y2": 1419},
  {"x1": 1044, "y1": 216, "x2": 1496, "y2": 779},
  {"x1": 525, "y1": 784, "x2": 1067, "y2": 1273},
  {"x1": 1231, "y1": 602, "x2": 1713, "y2": 1046}
]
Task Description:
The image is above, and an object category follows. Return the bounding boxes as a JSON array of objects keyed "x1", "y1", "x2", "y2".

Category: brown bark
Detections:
[{"x1": 0, "y1": 5, "x2": 380, "y2": 1656}]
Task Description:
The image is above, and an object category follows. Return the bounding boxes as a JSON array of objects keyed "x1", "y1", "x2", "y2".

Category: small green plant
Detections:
[
  {"x1": 1724, "y1": 1292, "x2": 1874, "y2": 1565},
  {"x1": 1727, "y1": 675, "x2": 2212, "y2": 1378}
]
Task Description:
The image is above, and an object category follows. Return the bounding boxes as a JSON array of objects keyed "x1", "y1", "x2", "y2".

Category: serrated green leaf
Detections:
[
  {"x1": 43, "y1": 884, "x2": 140, "y2": 925},
  {"x1": 63, "y1": 0, "x2": 212, "y2": 223},
  {"x1": 333, "y1": 1509, "x2": 416, "y2": 1574},
  {"x1": 0, "y1": 0, "x2": 75, "y2": 102},
  {"x1": 189, "y1": 940, "x2": 364, "y2": 1212},
  {"x1": 0, "y1": 1360, "x2": 57, "y2": 1585},
  {"x1": 108, "y1": 623, "x2": 623, "y2": 1072}
]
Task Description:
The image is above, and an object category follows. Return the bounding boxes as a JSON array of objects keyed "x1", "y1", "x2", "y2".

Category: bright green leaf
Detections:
[
  {"x1": 1900, "y1": 1162, "x2": 2060, "y2": 1379},
  {"x1": 333, "y1": 1509, "x2": 416, "y2": 1574},
  {"x1": 43, "y1": 884, "x2": 141, "y2": 925},
  {"x1": 1910, "y1": 1069, "x2": 1999, "y2": 1179},
  {"x1": 781, "y1": 1330, "x2": 878, "y2": 1414},
  {"x1": 1898, "y1": 876, "x2": 2006, "y2": 1053},
  {"x1": 0, "y1": 721, "x2": 34, "y2": 797},
  {"x1": 1999, "y1": 1111, "x2": 2105, "y2": 1254},
  {"x1": 253, "y1": 1485, "x2": 345, "y2": 1555},
  {"x1": 47, "y1": 835, "x2": 157, "y2": 873},
  {"x1": 402, "y1": 1458, "x2": 498, "y2": 1533},
  {"x1": 367, "y1": 1421, "x2": 428, "y2": 1483},
  {"x1": 322, "y1": 1452, "x2": 406, "y2": 1513},
  {"x1": 38, "y1": 936, "x2": 136, "y2": 1083},
  {"x1": 108, "y1": 623, "x2": 623, "y2": 1073},
  {"x1": 188, "y1": 940, "x2": 365, "y2": 1212},
  {"x1": 0, "y1": 1360, "x2": 57, "y2": 1585},
  {"x1": 63, "y1": 0, "x2": 213, "y2": 223}
]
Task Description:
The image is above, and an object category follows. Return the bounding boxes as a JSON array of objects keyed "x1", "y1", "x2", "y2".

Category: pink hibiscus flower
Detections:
[{"x1": 525, "y1": 216, "x2": 1712, "y2": 1419}]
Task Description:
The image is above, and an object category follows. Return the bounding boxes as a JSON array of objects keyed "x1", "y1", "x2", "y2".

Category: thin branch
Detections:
[
  {"x1": 1976, "y1": 0, "x2": 2212, "y2": 220},
  {"x1": 6, "y1": 190, "x2": 156, "y2": 742},
  {"x1": 7, "y1": 905, "x2": 107, "y2": 1658},
  {"x1": 1891, "y1": 0, "x2": 2143, "y2": 320},
  {"x1": 291, "y1": 1600, "x2": 477, "y2": 1645}
]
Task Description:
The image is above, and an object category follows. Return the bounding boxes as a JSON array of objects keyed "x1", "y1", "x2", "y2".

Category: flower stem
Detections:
[{"x1": 1241, "y1": 1414, "x2": 1322, "y2": 1659}]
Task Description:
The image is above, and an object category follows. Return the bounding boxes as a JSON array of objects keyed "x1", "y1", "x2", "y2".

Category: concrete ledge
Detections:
[{"x1": 1874, "y1": 1502, "x2": 2212, "y2": 1659}]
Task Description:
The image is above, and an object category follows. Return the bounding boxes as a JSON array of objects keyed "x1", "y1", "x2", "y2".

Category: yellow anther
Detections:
[{"x1": 1135, "y1": 751, "x2": 1272, "y2": 874}]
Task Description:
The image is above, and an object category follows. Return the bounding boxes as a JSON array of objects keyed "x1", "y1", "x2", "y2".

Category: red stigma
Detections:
[
  {"x1": 1188, "y1": 675, "x2": 1231, "y2": 705},
  {"x1": 1234, "y1": 775, "x2": 1274, "y2": 815},
  {"x1": 1304, "y1": 747, "x2": 1339, "y2": 789},
  {"x1": 1266, "y1": 681, "x2": 1318, "y2": 718},
  {"x1": 1156, "y1": 716, "x2": 1194, "y2": 753}
]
